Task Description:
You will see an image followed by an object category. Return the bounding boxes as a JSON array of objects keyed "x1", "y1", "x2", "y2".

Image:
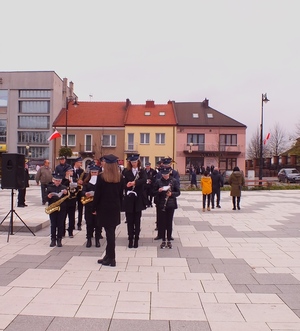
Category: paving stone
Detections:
[
  {"x1": 225, "y1": 273, "x2": 258, "y2": 285},
  {"x1": 179, "y1": 247, "x2": 214, "y2": 259},
  {"x1": 110, "y1": 319, "x2": 169, "y2": 331},
  {"x1": 170, "y1": 320, "x2": 211, "y2": 330},
  {"x1": 5, "y1": 315, "x2": 54, "y2": 331},
  {"x1": 246, "y1": 284, "x2": 282, "y2": 293},
  {"x1": 278, "y1": 293, "x2": 300, "y2": 309}
]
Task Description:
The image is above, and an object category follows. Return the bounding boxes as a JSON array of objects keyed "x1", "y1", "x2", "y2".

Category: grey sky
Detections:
[{"x1": 2, "y1": 0, "x2": 299, "y2": 143}]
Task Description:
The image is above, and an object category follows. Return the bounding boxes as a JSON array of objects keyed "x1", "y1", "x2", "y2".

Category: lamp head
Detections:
[{"x1": 262, "y1": 93, "x2": 270, "y2": 103}]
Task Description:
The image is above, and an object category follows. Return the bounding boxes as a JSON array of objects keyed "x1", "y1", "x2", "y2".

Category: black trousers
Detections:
[
  {"x1": 211, "y1": 189, "x2": 221, "y2": 207},
  {"x1": 65, "y1": 204, "x2": 76, "y2": 233},
  {"x1": 85, "y1": 212, "x2": 101, "y2": 239},
  {"x1": 50, "y1": 210, "x2": 66, "y2": 240},
  {"x1": 157, "y1": 208, "x2": 174, "y2": 241},
  {"x1": 40, "y1": 184, "x2": 48, "y2": 204},
  {"x1": 104, "y1": 226, "x2": 116, "y2": 259},
  {"x1": 76, "y1": 195, "x2": 83, "y2": 226},
  {"x1": 125, "y1": 211, "x2": 142, "y2": 240},
  {"x1": 18, "y1": 188, "x2": 26, "y2": 205},
  {"x1": 232, "y1": 196, "x2": 241, "y2": 208},
  {"x1": 202, "y1": 194, "x2": 211, "y2": 208}
]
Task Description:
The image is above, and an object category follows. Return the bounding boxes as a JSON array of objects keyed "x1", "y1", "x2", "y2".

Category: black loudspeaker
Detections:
[{"x1": 1, "y1": 153, "x2": 25, "y2": 189}]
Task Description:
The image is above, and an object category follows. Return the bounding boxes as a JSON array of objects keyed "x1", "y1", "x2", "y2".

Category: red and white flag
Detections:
[
  {"x1": 263, "y1": 132, "x2": 270, "y2": 145},
  {"x1": 48, "y1": 130, "x2": 61, "y2": 141}
]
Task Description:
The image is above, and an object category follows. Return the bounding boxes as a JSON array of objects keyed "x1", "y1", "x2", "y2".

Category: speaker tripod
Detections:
[{"x1": 0, "y1": 189, "x2": 35, "y2": 242}]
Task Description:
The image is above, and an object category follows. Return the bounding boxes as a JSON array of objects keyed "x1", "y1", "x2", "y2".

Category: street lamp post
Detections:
[
  {"x1": 259, "y1": 93, "x2": 270, "y2": 181},
  {"x1": 65, "y1": 97, "x2": 79, "y2": 147}
]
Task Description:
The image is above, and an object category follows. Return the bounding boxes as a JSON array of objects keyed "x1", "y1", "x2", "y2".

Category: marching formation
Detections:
[{"x1": 43, "y1": 154, "x2": 181, "y2": 267}]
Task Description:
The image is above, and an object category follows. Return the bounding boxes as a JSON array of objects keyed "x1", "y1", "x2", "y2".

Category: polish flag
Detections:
[
  {"x1": 263, "y1": 132, "x2": 270, "y2": 145},
  {"x1": 48, "y1": 130, "x2": 61, "y2": 141}
]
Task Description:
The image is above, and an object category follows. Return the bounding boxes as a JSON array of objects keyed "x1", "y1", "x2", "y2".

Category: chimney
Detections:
[
  {"x1": 69, "y1": 81, "x2": 74, "y2": 97},
  {"x1": 203, "y1": 98, "x2": 209, "y2": 108},
  {"x1": 167, "y1": 100, "x2": 173, "y2": 104},
  {"x1": 146, "y1": 100, "x2": 155, "y2": 108},
  {"x1": 125, "y1": 98, "x2": 131, "y2": 109}
]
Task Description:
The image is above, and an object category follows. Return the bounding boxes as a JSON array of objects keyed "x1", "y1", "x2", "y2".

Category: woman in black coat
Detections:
[
  {"x1": 122, "y1": 154, "x2": 147, "y2": 248},
  {"x1": 92, "y1": 155, "x2": 124, "y2": 267}
]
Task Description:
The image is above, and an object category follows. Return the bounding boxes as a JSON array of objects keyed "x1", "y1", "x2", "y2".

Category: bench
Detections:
[{"x1": 244, "y1": 179, "x2": 273, "y2": 189}]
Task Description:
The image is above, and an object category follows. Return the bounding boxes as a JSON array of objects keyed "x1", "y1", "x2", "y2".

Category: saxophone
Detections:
[
  {"x1": 81, "y1": 195, "x2": 94, "y2": 205},
  {"x1": 45, "y1": 191, "x2": 70, "y2": 214},
  {"x1": 76, "y1": 170, "x2": 85, "y2": 192}
]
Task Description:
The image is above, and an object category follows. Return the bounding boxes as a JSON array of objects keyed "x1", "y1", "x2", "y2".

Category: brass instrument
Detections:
[
  {"x1": 77, "y1": 170, "x2": 85, "y2": 191},
  {"x1": 45, "y1": 191, "x2": 70, "y2": 215},
  {"x1": 81, "y1": 195, "x2": 94, "y2": 205}
]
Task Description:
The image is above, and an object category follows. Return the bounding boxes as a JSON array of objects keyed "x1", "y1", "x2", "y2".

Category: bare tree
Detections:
[
  {"x1": 295, "y1": 121, "x2": 300, "y2": 138},
  {"x1": 247, "y1": 128, "x2": 261, "y2": 159},
  {"x1": 266, "y1": 123, "x2": 288, "y2": 156}
]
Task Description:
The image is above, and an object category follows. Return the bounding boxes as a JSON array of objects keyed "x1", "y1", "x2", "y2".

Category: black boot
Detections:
[
  {"x1": 86, "y1": 238, "x2": 92, "y2": 248},
  {"x1": 101, "y1": 258, "x2": 116, "y2": 267},
  {"x1": 134, "y1": 238, "x2": 139, "y2": 248},
  {"x1": 97, "y1": 255, "x2": 108, "y2": 264},
  {"x1": 95, "y1": 238, "x2": 100, "y2": 247},
  {"x1": 128, "y1": 239, "x2": 133, "y2": 248},
  {"x1": 57, "y1": 238, "x2": 62, "y2": 247},
  {"x1": 232, "y1": 197, "x2": 236, "y2": 210},
  {"x1": 50, "y1": 239, "x2": 56, "y2": 247}
]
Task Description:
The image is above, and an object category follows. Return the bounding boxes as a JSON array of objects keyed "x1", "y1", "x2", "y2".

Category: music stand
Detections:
[{"x1": 0, "y1": 189, "x2": 35, "y2": 242}]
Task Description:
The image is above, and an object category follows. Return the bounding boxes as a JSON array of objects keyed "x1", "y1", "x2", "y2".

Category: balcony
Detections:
[{"x1": 184, "y1": 143, "x2": 241, "y2": 156}]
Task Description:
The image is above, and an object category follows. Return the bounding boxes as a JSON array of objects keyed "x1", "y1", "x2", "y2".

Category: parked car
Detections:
[
  {"x1": 222, "y1": 170, "x2": 233, "y2": 184},
  {"x1": 278, "y1": 168, "x2": 300, "y2": 183}
]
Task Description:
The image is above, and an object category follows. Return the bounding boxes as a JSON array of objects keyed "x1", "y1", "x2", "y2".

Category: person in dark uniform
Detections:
[
  {"x1": 92, "y1": 154, "x2": 124, "y2": 267},
  {"x1": 54, "y1": 156, "x2": 69, "y2": 177},
  {"x1": 82, "y1": 165, "x2": 102, "y2": 248},
  {"x1": 211, "y1": 166, "x2": 223, "y2": 209},
  {"x1": 46, "y1": 174, "x2": 68, "y2": 247},
  {"x1": 17, "y1": 162, "x2": 30, "y2": 207},
  {"x1": 154, "y1": 157, "x2": 180, "y2": 240},
  {"x1": 61, "y1": 165, "x2": 79, "y2": 238},
  {"x1": 122, "y1": 154, "x2": 147, "y2": 248},
  {"x1": 153, "y1": 167, "x2": 180, "y2": 249},
  {"x1": 144, "y1": 162, "x2": 157, "y2": 207},
  {"x1": 72, "y1": 157, "x2": 85, "y2": 230}
]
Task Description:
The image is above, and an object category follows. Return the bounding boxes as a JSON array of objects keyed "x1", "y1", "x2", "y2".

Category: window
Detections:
[
  {"x1": 62, "y1": 134, "x2": 76, "y2": 146},
  {"x1": 18, "y1": 116, "x2": 49, "y2": 129},
  {"x1": 155, "y1": 156, "x2": 165, "y2": 165},
  {"x1": 18, "y1": 131, "x2": 48, "y2": 144},
  {"x1": 207, "y1": 113, "x2": 213, "y2": 118},
  {"x1": 17, "y1": 146, "x2": 49, "y2": 159},
  {"x1": 219, "y1": 158, "x2": 237, "y2": 170},
  {"x1": 155, "y1": 133, "x2": 165, "y2": 144},
  {"x1": 0, "y1": 90, "x2": 8, "y2": 107},
  {"x1": 144, "y1": 112, "x2": 151, "y2": 116},
  {"x1": 102, "y1": 134, "x2": 116, "y2": 147},
  {"x1": 0, "y1": 119, "x2": 7, "y2": 142},
  {"x1": 127, "y1": 133, "x2": 134, "y2": 150},
  {"x1": 19, "y1": 90, "x2": 51, "y2": 98},
  {"x1": 187, "y1": 134, "x2": 205, "y2": 150},
  {"x1": 159, "y1": 112, "x2": 165, "y2": 116},
  {"x1": 85, "y1": 134, "x2": 92, "y2": 152},
  {"x1": 140, "y1": 133, "x2": 150, "y2": 144},
  {"x1": 220, "y1": 134, "x2": 237, "y2": 146},
  {"x1": 19, "y1": 101, "x2": 50, "y2": 114},
  {"x1": 140, "y1": 156, "x2": 149, "y2": 167},
  {"x1": 192, "y1": 113, "x2": 199, "y2": 118}
]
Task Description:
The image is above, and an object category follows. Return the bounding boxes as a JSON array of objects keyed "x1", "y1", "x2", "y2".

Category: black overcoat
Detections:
[{"x1": 92, "y1": 174, "x2": 124, "y2": 228}]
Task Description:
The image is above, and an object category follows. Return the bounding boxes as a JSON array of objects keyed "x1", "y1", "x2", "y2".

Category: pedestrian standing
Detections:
[
  {"x1": 122, "y1": 154, "x2": 147, "y2": 248},
  {"x1": 82, "y1": 165, "x2": 102, "y2": 248},
  {"x1": 153, "y1": 167, "x2": 180, "y2": 249},
  {"x1": 46, "y1": 175, "x2": 68, "y2": 247},
  {"x1": 228, "y1": 166, "x2": 245, "y2": 210},
  {"x1": 35, "y1": 159, "x2": 52, "y2": 205},
  {"x1": 211, "y1": 167, "x2": 223, "y2": 208},
  {"x1": 92, "y1": 154, "x2": 124, "y2": 267},
  {"x1": 17, "y1": 162, "x2": 30, "y2": 207},
  {"x1": 201, "y1": 170, "x2": 212, "y2": 211},
  {"x1": 72, "y1": 157, "x2": 85, "y2": 231}
]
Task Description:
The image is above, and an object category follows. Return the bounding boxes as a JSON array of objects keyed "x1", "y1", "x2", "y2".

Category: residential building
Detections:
[
  {"x1": 0, "y1": 71, "x2": 75, "y2": 173},
  {"x1": 124, "y1": 100, "x2": 177, "y2": 167},
  {"x1": 173, "y1": 99, "x2": 247, "y2": 174},
  {"x1": 53, "y1": 101, "x2": 127, "y2": 169}
]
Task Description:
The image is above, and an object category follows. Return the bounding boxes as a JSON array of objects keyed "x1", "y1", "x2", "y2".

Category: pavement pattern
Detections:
[{"x1": 1, "y1": 185, "x2": 300, "y2": 331}]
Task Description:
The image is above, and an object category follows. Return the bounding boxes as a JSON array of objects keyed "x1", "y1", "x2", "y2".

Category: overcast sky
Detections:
[{"x1": 2, "y1": 0, "x2": 299, "y2": 143}]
